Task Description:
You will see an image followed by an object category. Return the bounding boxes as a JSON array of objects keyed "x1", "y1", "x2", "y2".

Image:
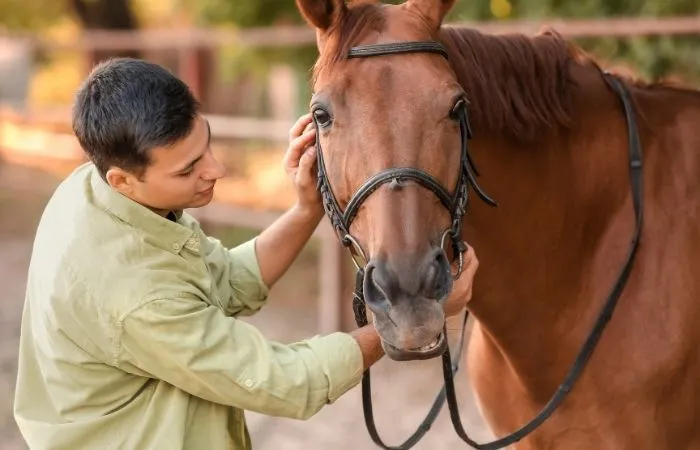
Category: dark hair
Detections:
[{"x1": 72, "y1": 57, "x2": 200, "y2": 178}]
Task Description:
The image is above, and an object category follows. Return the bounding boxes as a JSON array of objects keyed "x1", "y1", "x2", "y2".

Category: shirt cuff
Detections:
[
  {"x1": 306, "y1": 331, "x2": 364, "y2": 403},
  {"x1": 229, "y1": 237, "x2": 270, "y2": 297}
]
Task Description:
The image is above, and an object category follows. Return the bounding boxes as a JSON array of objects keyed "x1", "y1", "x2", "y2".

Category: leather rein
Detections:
[{"x1": 312, "y1": 40, "x2": 644, "y2": 450}]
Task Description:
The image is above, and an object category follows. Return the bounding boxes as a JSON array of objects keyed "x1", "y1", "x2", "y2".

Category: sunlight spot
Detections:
[{"x1": 490, "y1": 0, "x2": 512, "y2": 19}]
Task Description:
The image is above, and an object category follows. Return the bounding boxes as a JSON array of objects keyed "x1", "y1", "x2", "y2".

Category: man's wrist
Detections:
[
  {"x1": 349, "y1": 325, "x2": 385, "y2": 370},
  {"x1": 291, "y1": 201, "x2": 324, "y2": 223}
]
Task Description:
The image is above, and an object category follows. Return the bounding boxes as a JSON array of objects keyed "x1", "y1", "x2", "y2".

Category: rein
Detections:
[{"x1": 313, "y1": 40, "x2": 644, "y2": 449}]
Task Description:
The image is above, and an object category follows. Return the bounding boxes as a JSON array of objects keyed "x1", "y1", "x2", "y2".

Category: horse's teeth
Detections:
[{"x1": 418, "y1": 337, "x2": 440, "y2": 351}]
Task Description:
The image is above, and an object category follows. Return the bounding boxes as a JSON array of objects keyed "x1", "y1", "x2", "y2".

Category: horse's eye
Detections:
[
  {"x1": 450, "y1": 98, "x2": 467, "y2": 121},
  {"x1": 313, "y1": 108, "x2": 333, "y2": 128}
]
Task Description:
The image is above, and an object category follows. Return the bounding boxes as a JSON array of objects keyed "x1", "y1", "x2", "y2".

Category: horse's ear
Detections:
[
  {"x1": 406, "y1": 0, "x2": 456, "y2": 27},
  {"x1": 295, "y1": 0, "x2": 347, "y2": 30}
]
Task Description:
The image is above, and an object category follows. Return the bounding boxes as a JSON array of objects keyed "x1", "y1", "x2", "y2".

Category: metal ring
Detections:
[
  {"x1": 440, "y1": 228, "x2": 465, "y2": 279},
  {"x1": 440, "y1": 228, "x2": 454, "y2": 253},
  {"x1": 343, "y1": 234, "x2": 368, "y2": 271}
]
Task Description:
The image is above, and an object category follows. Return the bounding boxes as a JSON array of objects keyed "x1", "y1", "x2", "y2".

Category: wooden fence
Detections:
[{"x1": 22, "y1": 15, "x2": 700, "y2": 51}]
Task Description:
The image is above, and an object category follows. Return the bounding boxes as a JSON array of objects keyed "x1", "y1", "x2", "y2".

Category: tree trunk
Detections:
[{"x1": 71, "y1": 0, "x2": 141, "y2": 66}]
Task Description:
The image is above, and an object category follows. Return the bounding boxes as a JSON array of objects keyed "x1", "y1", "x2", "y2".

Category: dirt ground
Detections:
[{"x1": 0, "y1": 161, "x2": 494, "y2": 450}]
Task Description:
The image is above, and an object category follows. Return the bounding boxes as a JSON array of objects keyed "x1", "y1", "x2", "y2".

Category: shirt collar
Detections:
[{"x1": 89, "y1": 166, "x2": 196, "y2": 255}]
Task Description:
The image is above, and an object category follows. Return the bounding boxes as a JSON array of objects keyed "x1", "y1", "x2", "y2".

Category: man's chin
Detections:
[{"x1": 189, "y1": 189, "x2": 215, "y2": 207}]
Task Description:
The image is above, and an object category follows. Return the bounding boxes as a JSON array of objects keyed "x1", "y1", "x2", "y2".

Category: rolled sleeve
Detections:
[
  {"x1": 202, "y1": 236, "x2": 270, "y2": 316},
  {"x1": 304, "y1": 333, "x2": 365, "y2": 403},
  {"x1": 227, "y1": 238, "x2": 269, "y2": 311},
  {"x1": 116, "y1": 295, "x2": 363, "y2": 420}
]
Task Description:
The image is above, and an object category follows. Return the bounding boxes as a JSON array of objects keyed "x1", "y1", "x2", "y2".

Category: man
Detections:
[{"x1": 13, "y1": 58, "x2": 479, "y2": 449}]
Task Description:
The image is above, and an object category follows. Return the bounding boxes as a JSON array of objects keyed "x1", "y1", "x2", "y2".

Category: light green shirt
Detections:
[{"x1": 13, "y1": 163, "x2": 363, "y2": 450}]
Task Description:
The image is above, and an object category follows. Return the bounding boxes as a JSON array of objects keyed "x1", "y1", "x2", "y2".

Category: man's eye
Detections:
[{"x1": 178, "y1": 169, "x2": 194, "y2": 177}]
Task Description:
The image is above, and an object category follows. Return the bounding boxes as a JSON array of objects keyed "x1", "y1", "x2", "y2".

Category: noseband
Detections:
[{"x1": 312, "y1": 40, "x2": 644, "y2": 450}]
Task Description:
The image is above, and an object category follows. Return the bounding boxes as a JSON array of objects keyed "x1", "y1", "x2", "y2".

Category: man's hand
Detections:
[
  {"x1": 283, "y1": 113, "x2": 322, "y2": 215},
  {"x1": 443, "y1": 245, "x2": 479, "y2": 317}
]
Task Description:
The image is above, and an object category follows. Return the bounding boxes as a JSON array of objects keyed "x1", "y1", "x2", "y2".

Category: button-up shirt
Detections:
[{"x1": 13, "y1": 163, "x2": 363, "y2": 449}]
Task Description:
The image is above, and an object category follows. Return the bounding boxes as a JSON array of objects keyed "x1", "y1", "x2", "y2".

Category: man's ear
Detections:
[
  {"x1": 105, "y1": 167, "x2": 135, "y2": 196},
  {"x1": 406, "y1": 0, "x2": 457, "y2": 28},
  {"x1": 295, "y1": 0, "x2": 347, "y2": 30}
]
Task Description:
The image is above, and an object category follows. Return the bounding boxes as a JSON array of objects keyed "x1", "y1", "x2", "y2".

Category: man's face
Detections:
[{"x1": 107, "y1": 115, "x2": 226, "y2": 215}]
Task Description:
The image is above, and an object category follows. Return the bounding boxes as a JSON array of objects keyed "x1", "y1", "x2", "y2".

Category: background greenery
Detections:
[{"x1": 2, "y1": 0, "x2": 698, "y2": 112}]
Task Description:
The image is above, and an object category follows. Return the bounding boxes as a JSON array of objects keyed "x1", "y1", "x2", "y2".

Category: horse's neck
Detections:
[{"x1": 462, "y1": 69, "x2": 638, "y2": 395}]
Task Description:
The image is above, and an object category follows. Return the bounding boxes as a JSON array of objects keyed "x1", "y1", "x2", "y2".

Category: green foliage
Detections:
[
  {"x1": 183, "y1": 0, "x2": 305, "y2": 27},
  {"x1": 0, "y1": 0, "x2": 68, "y2": 31},
  {"x1": 447, "y1": 0, "x2": 700, "y2": 83}
]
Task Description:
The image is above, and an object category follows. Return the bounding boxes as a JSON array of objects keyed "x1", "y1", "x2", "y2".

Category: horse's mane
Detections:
[
  {"x1": 438, "y1": 26, "x2": 580, "y2": 141},
  {"x1": 312, "y1": 3, "x2": 694, "y2": 143}
]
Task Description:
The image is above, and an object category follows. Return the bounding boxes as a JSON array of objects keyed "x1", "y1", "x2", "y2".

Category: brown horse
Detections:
[{"x1": 294, "y1": 0, "x2": 700, "y2": 448}]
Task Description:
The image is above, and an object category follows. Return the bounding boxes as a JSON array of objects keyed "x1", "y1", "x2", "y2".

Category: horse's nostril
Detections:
[
  {"x1": 363, "y1": 261, "x2": 392, "y2": 311},
  {"x1": 421, "y1": 248, "x2": 451, "y2": 300},
  {"x1": 423, "y1": 262, "x2": 438, "y2": 292}
]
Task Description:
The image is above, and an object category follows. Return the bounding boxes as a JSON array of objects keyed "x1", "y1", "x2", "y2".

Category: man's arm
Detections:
[
  {"x1": 254, "y1": 203, "x2": 323, "y2": 289},
  {"x1": 196, "y1": 232, "x2": 269, "y2": 317},
  {"x1": 250, "y1": 113, "x2": 327, "y2": 289},
  {"x1": 253, "y1": 112, "x2": 324, "y2": 289},
  {"x1": 193, "y1": 204, "x2": 323, "y2": 317},
  {"x1": 197, "y1": 113, "x2": 322, "y2": 306},
  {"x1": 117, "y1": 294, "x2": 377, "y2": 420}
]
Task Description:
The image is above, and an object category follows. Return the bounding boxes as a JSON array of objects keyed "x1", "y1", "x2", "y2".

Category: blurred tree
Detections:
[
  {"x1": 0, "y1": 0, "x2": 141, "y2": 62},
  {"x1": 71, "y1": 0, "x2": 142, "y2": 63},
  {"x1": 184, "y1": 0, "x2": 303, "y2": 27},
  {"x1": 0, "y1": 0, "x2": 67, "y2": 31}
]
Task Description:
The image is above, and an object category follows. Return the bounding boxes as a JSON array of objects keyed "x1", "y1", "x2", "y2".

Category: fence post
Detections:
[
  {"x1": 317, "y1": 222, "x2": 355, "y2": 333},
  {"x1": 178, "y1": 46, "x2": 202, "y2": 101}
]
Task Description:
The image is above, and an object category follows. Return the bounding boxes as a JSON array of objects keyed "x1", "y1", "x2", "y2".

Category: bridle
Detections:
[
  {"x1": 312, "y1": 40, "x2": 644, "y2": 450},
  {"x1": 314, "y1": 41, "x2": 497, "y2": 276}
]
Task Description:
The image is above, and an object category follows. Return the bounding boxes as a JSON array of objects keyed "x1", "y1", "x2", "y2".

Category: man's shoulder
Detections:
[
  {"x1": 35, "y1": 162, "x2": 98, "y2": 235},
  {"x1": 29, "y1": 164, "x2": 201, "y2": 319}
]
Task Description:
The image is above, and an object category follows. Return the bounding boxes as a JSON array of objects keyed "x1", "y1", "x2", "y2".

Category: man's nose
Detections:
[{"x1": 203, "y1": 152, "x2": 226, "y2": 180}]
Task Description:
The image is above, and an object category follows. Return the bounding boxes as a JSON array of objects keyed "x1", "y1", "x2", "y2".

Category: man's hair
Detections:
[{"x1": 72, "y1": 57, "x2": 200, "y2": 178}]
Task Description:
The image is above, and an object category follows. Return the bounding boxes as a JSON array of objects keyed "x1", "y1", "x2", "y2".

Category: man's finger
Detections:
[
  {"x1": 289, "y1": 113, "x2": 313, "y2": 140},
  {"x1": 460, "y1": 246, "x2": 479, "y2": 277},
  {"x1": 284, "y1": 129, "x2": 316, "y2": 170},
  {"x1": 463, "y1": 246, "x2": 478, "y2": 270},
  {"x1": 297, "y1": 146, "x2": 318, "y2": 187}
]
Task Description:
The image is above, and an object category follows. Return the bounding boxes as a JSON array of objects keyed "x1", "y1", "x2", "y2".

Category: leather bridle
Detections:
[
  {"x1": 314, "y1": 41, "x2": 497, "y2": 276},
  {"x1": 312, "y1": 40, "x2": 644, "y2": 450}
]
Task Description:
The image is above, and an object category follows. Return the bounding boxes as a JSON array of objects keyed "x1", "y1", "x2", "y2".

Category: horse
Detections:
[{"x1": 293, "y1": 0, "x2": 700, "y2": 448}]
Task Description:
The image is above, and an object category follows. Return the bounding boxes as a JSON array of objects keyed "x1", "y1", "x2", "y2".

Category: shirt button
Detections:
[
  {"x1": 244, "y1": 379, "x2": 254, "y2": 388},
  {"x1": 172, "y1": 243, "x2": 180, "y2": 251}
]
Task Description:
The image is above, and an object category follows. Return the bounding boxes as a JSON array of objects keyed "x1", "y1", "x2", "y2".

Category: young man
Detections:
[{"x1": 13, "y1": 58, "x2": 479, "y2": 449}]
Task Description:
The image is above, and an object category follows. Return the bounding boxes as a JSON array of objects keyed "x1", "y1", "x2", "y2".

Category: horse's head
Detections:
[{"x1": 295, "y1": 0, "x2": 475, "y2": 361}]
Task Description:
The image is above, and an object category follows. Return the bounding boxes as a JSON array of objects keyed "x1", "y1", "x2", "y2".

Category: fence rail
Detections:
[
  {"x1": 1, "y1": 106, "x2": 293, "y2": 143},
  {"x1": 12, "y1": 15, "x2": 700, "y2": 52}
]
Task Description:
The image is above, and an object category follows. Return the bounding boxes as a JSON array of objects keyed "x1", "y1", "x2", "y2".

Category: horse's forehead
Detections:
[{"x1": 382, "y1": 5, "x2": 434, "y2": 40}]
